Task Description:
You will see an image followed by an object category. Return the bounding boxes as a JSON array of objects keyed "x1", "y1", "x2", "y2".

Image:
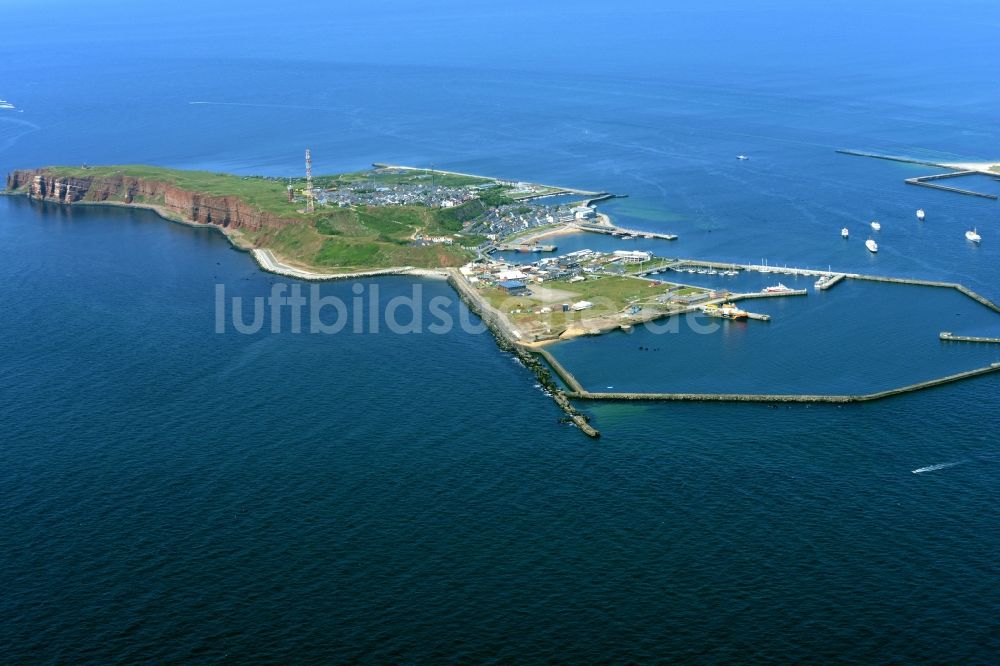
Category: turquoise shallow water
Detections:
[{"x1": 3, "y1": 2, "x2": 1000, "y2": 661}]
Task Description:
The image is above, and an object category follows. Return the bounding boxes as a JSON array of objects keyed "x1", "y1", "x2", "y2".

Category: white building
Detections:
[{"x1": 613, "y1": 250, "x2": 652, "y2": 264}]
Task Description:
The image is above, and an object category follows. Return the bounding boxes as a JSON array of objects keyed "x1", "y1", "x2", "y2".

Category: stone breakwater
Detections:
[
  {"x1": 566, "y1": 362, "x2": 1000, "y2": 404},
  {"x1": 6, "y1": 169, "x2": 291, "y2": 232},
  {"x1": 446, "y1": 270, "x2": 600, "y2": 438}
]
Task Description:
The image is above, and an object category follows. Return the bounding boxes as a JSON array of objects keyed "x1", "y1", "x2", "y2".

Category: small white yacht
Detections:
[
  {"x1": 737, "y1": 155, "x2": 750, "y2": 161},
  {"x1": 866, "y1": 238, "x2": 878, "y2": 253},
  {"x1": 841, "y1": 227, "x2": 849, "y2": 238},
  {"x1": 966, "y1": 228, "x2": 981, "y2": 243},
  {"x1": 870, "y1": 220, "x2": 881, "y2": 231},
  {"x1": 916, "y1": 209, "x2": 925, "y2": 221}
]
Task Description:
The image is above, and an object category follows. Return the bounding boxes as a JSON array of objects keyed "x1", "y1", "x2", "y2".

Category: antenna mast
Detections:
[{"x1": 305, "y1": 148, "x2": 315, "y2": 213}]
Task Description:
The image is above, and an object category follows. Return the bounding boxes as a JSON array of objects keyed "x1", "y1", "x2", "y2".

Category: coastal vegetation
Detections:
[{"x1": 12, "y1": 165, "x2": 497, "y2": 270}]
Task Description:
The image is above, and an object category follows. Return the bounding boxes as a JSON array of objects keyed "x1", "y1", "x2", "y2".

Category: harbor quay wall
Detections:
[
  {"x1": 909, "y1": 170, "x2": 979, "y2": 181},
  {"x1": 904, "y1": 179, "x2": 998, "y2": 200},
  {"x1": 533, "y1": 348, "x2": 586, "y2": 394},
  {"x1": 834, "y1": 149, "x2": 948, "y2": 168},
  {"x1": 940, "y1": 332, "x2": 1000, "y2": 344},
  {"x1": 566, "y1": 362, "x2": 1000, "y2": 404},
  {"x1": 730, "y1": 289, "x2": 808, "y2": 301}
]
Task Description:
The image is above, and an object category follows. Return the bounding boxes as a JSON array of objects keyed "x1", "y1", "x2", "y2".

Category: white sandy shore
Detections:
[
  {"x1": 252, "y1": 248, "x2": 445, "y2": 281},
  {"x1": 943, "y1": 161, "x2": 1000, "y2": 173}
]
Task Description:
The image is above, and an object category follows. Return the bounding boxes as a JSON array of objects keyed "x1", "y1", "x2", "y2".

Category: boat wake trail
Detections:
[{"x1": 912, "y1": 460, "x2": 967, "y2": 474}]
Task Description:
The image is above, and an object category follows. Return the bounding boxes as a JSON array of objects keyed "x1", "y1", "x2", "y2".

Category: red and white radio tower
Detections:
[{"x1": 305, "y1": 148, "x2": 315, "y2": 213}]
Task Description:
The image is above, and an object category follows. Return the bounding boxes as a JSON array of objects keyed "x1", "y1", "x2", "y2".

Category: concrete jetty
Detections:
[
  {"x1": 835, "y1": 149, "x2": 949, "y2": 168},
  {"x1": 495, "y1": 243, "x2": 558, "y2": 252},
  {"x1": 905, "y1": 176, "x2": 998, "y2": 200},
  {"x1": 731, "y1": 289, "x2": 809, "y2": 300},
  {"x1": 817, "y1": 274, "x2": 846, "y2": 290},
  {"x1": 574, "y1": 222, "x2": 678, "y2": 241},
  {"x1": 660, "y1": 257, "x2": 1000, "y2": 314},
  {"x1": 564, "y1": 362, "x2": 1000, "y2": 405},
  {"x1": 534, "y1": 348, "x2": 586, "y2": 394},
  {"x1": 940, "y1": 332, "x2": 1000, "y2": 344},
  {"x1": 836, "y1": 149, "x2": 1000, "y2": 199}
]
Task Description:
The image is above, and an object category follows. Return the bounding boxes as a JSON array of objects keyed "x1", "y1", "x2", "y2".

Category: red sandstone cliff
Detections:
[{"x1": 5, "y1": 169, "x2": 293, "y2": 232}]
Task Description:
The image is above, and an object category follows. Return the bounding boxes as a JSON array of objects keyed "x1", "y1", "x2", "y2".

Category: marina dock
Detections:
[
  {"x1": 659, "y1": 257, "x2": 1000, "y2": 314},
  {"x1": 817, "y1": 274, "x2": 846, "y2": 290}
]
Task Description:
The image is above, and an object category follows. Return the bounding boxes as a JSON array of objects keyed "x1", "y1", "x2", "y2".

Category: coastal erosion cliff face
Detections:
[{"x1": 6, "y1": 169, "x2": 290, "y2": 232}]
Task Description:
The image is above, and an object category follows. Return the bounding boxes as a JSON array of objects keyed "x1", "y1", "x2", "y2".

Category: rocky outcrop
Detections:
[{"x1": 6, "y1": 169, "x2": 292, "y2": 232}]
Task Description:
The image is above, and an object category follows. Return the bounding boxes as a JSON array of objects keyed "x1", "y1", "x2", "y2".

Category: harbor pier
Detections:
[
  {"x1": 905, "y1": 175, "x2": 998, "y2": 200},
  {"x1": 836, "y1": 149, "x2": 1000, "y2": 199},
  {"x1": 573, "y1": 221, "x2": 678, "y2": 241},
  {"x1": 940, "y1": 332, "x2": 1000, "y2": 344},
  {"x1": 564, "y1": 362, "x2": 1000, "y2": 405}
]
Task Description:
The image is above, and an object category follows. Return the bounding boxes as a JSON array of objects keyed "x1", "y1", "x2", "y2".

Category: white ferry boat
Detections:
[{"x1": 763, "y1": 283, "x2": 795, "y2": 294}]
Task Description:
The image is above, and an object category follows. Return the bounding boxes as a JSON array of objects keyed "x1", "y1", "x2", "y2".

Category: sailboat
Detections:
[
  {"x1": 966, "y1": 228, "x2": 981, "y2": 243},
  {"x1": 866, "y1": 238, "x2": 878, "y2": 253}
]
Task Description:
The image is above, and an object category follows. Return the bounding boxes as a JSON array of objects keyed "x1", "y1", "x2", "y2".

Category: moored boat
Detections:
[
  {"x1": 763, "y1": 283, "x2": 795, "y2": 294},
  {"x1": 701, "y1": 302, "x2": 748, "y2": 319}
]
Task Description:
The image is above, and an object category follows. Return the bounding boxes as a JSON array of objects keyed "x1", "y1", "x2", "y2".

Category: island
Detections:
[{"x1": 7, "y1": 160, "x2": 1000, "y2": 439}]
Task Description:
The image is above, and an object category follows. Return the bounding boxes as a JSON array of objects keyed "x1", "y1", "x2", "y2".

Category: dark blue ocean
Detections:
[{"x1": 3, "y1": 1, "x2": 1000, "y2": 662}]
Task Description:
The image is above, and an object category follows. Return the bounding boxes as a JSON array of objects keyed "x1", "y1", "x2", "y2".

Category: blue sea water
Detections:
[{"x1": 3, "y1": 1, "x2": 1000, "y2": 662}]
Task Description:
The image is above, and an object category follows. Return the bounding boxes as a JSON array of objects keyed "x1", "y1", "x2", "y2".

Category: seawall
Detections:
[
  {"x1": 566, "y1": 363, "x2": 1000, "y2": 404},
  {"x1": 446, "y1": 271, "x2": 600, "y2": 437}
]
